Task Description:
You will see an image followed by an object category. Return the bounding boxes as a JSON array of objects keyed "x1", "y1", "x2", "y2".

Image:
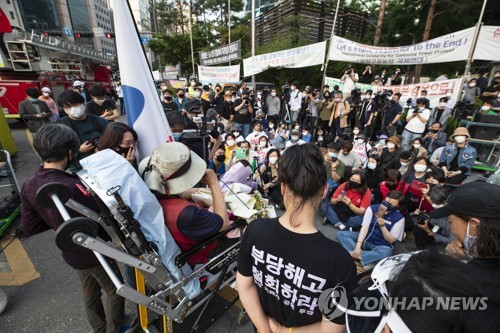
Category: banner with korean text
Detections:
[
  {"x1": 473, "y1": 26, "x2": 500, "y2": 61},
  {"x1": 198, "y1": 65, "x2": 241, "y2": 83},
  {"x1": 325, "y1": 77, "x2": 462, "y2": 107},
  {"x1": 199, "y1": 40, "x2": 241, "y2": 65},
  {"x1": 329, "y1": 28, "x2": 474, "y2": 65},
  {"x1": 243, "y1": 41, "x2": 326, "y2": 77}
]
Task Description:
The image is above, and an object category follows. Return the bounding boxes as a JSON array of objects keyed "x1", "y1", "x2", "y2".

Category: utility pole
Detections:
[
  {"x1": 321, "y1": 0, "x2": 341, "y2": 90},
  {"x1": 373, "y1": 0, "x2": 387, "y2": 46},
  {"x1": 228, "y1": 0, "x2": 231, "y2": 66},
  {"x1": 251, "y1": 0, "x2": 255, "y2": 90},
  {"x1": 189, "y1": 0, "x2": 195, "y2": 79},
  {"x1": 413, "y1": 0, "x2": 437, "y2": 83}
]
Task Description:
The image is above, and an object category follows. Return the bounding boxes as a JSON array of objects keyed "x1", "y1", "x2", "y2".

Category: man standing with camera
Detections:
[
  {"x1": 234, "y1": 90, "x2": 253, "y2": 138},
  {"x1": 384, "y1": 92, "x2": 403, "y2": 137},
  {"x1": 341, "y1": 67, "x2": 359, "y2": 99},
  {"x1": 401, "y1": 98, "x2": 430, "y2": 151}
]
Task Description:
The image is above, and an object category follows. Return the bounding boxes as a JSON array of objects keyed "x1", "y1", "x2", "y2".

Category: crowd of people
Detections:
[{"x1": 6, "y1": 70, "x2": 500, "y2": 332}]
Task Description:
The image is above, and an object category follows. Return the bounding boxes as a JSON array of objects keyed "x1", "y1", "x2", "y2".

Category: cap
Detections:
[
  {"x1": 450, "y1": 127, "x2": 470, "y2": 140},
  {"x1": 356, "y1": 134, "x2": 367, "y2": 141},
  {"x1": 73, "y1": 80, "x2": 84, "y2": 87},
  {"x1": 291, "y1": 128, "x2": 300, "y2": 135},
  {"x1": 41, "y1": 87, "x2": 51, "y2": 93},
  {"x1": 430, "y1": 182, "x2": 500, "y2": 219},
  {"x1": 138, "y1": 142, "x2": 206, "y2": 195}
]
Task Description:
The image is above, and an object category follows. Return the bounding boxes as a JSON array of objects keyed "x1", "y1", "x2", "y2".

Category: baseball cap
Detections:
[
  {"x1": 430, "y1": 182, "x2": 500, "y2": 219},
  {"x1": 138, "y1": 142, "x2": 206, "y2": 195},
  {"x1": 41, "y1": 87, "x2": 51, "y2": 93},
  {"x1": 73, "y1": 80, "x2": 84, "y2": 87},
  {"x1": 291, "y1": 128, "x2": 300, "y2": 135}
]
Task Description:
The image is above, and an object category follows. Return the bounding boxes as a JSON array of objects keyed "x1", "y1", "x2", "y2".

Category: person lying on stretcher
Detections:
[{"x1": 139, "y1": 142, "x2": 231, "y2": 267}]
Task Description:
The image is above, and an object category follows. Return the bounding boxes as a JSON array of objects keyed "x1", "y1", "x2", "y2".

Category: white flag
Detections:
[{"x1": 112, "y1": 0, "x2": 173, "y2": 161}]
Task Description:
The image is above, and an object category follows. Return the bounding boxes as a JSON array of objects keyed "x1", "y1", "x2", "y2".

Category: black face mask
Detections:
[
  {"x1": 430, "y1": 129, "x2": 439, "y2": 134},
  {"x1": 349, "y1": 180, "x2": 361, "y2": 189},
  {"x1": 116, "y1": 146, "x2": 131, "y2": 156},
  {"x1": 64, "y1": 151, "x2": 78, "y2": 170},
  {"x1": 216, "y1": 155, "x2": 226, "y2": 162},
  {"x1": 386, "y1": 182, "x2": 398, "y2": 190},
  {"x1": 178, "y1": 93, "x2": 185, "y2": 98},
  {"x1": 165, "y1": 96, "x2": 172, "y2": 101}
]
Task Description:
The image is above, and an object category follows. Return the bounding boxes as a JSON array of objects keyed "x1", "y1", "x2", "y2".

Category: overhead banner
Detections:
[
  {"x1": 329, "y1": 28, "x2": 474, "y2": 65},
  {"x1": 325, "y1": 77, "x2": 462, "y2": 107},
  {"x1": 199, "y1": 40, "x2": 241, "y2": 66},
  {"x1": 198, "y1": 65, "x2": 240, "y2": 83},
  {"x1": 474, "y1": 26, "x2": 500, "y2": 61},
  {"x1": 164, "y1": 64, "x2": 180, "y2": 79},
  {"x1": 243, "y1": 41, "x2": 326, "y2": 77}
]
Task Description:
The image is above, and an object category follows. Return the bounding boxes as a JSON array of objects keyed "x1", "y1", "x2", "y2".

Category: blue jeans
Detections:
[
  {"x1": 320, "y1": 201, "x2": 363, "y2": 228},
  {"x1": 337, "y1": 231, "x2": 393, "y2": 266},
  {"x1": 235, "y1": 123, "x2": 251, "y2": 138},
  {"x1": 401, "y1": 129, "x2": 422, "y2": 151}
]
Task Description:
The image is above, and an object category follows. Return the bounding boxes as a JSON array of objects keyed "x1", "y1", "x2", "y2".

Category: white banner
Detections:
[
  {"x1": 325, "y1": 77, "x2": 462, "y2": 108},
  {"x1": 474, "y1": 26, "x2": 500, "y2": 61},
  {"x1": 243, "y1": 41, "x2": 326, "y2": 77},
  {"x1": 198, "y1": 65, "x2": 240, "y2": 83},
  {"x1": 329, "y1": 28, "x2": 474, "y2": 65}
]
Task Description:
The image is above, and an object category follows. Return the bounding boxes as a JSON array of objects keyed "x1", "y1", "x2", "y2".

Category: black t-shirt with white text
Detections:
[{"x1": 237, "y1": 218, "x2": 356, "y2": 327}]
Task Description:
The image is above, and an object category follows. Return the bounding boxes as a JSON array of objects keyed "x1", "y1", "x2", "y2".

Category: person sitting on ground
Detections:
[
  {"x1": 285, "y1": 128, "x2": 306, "y2": 149},
  {"x1": 412, "y1": 186, "x2": 455, "y2": 250},
  {"x1": 85, "y1": 85, "x2": 119, "y2": 122},
  {"x1": 430, "y1": 138, "x2": 453, "y2": 166},
  {"x1": 321, "y1": 171, "x2": 372, "y2": 230},
  {"x1": 98, "y1": 122, "x2": 138, "y2": 168},
  {"x1": 409, "y1": 137, "x2": 428, "y2": 159},
  {"x1": 246, "y1": 120, "x2": 267, "y2": 149},
  {"x1": 338, "y1": 141, "x2": 362, "y2": 178},
  {"x1": 337, "y1": 190, "x2": 405, "y2": 269},
  {"x1": 209, "y1": 146, "x2": 227, "y2": 176},
  {"x1": 380, "y1": 136, "x2": 401, "y2": 171},
  {"x1": 325, "y1": 142, "x2": 346, "y2": 196},
  {"x1": 352, "y1": 133, "x2": 372, "y2": 166},
  {"x1": 237, "y1": 144, "x2": 356, "y2": 333},
  {"x1": 20, "y1": 123, "x2": 124, "y2": 332},
  {"x1": 373, "y1": 169, "x2": 411, "y2": 215},
  {"x1": 58, "y1": 90, "x2": 108, "y2": 171},
  {"x1": 397, "y1": 150, "x2": 413, "y2": 176},
  {"x1": 423, "y1": 121, "x2": 447, "y2": 156},
  {"x1": 439, "y1": 127, "x2": 477, "y2": 185},
  {"x1": 139, "y1": 142, "x2": 230, "y2": 267},
  {"x1": 364, "y1": 154, "x2": 385, "y2": 192},
  {"x1": 224, "y1": 133, "x2": 238, "y2": 162},
  {"x1": 475, "y1": 100, "x2": 497, "y2": 117},
  {"x1": 256, "y1": 149, "x2": 283, "y2": 208},
  {"x1": 402, "y1": 156, "x2": 429, "y2": 184}
]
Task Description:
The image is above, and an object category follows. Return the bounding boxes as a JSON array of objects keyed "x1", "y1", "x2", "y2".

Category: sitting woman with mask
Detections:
[
  {"x1": 255, "y1": 149, "x2": 283, "y2": 208},
  {"x1": 439, "y1": 127, "x2": 477, "y2": 185},
  {"x1": 364, "y1": 154, "x2": 385, "y2": 192},
  {"x1": 98, "y1": 122, "x2": 138, "y2": 168},
  {"x1": 139, "y1": 142, "x2": 230, "y2": 267}
]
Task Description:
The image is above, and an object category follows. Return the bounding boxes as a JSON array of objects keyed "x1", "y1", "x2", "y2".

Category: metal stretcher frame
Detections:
[{"x1": 35, "y1": 179, "x2": 247, "y2": 332}]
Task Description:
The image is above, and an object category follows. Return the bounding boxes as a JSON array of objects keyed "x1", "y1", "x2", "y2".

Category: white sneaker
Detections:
[
  {"x1": 334, "y1": 222, "x2": 346, "y2": 230},
  {"x1": 0, "y1": 287, "x2": 7, "y2": 314}
]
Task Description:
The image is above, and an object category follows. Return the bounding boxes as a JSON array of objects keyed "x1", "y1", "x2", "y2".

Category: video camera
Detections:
[{"x1": 410, "y1": 211, "x2": 442, "y2": 234}]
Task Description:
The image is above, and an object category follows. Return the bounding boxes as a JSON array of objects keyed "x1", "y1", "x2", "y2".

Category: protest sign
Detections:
[
  {"x1": 243, "y1": 41, "x2": 326, "y2": 77},
  {"x1": 199, "y1": 40, "x2": 241, "y2": 66},
  {"x1": 474, "y1": 26, "x2": 500, "y2": 61}
]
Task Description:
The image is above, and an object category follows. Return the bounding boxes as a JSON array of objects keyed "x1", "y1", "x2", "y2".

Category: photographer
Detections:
[
  {"x1": 306, "y1": 89, "x2": 320, "y2": 128},
  {"x1": 318, "y1": 91, "x2": 332, "y2": 133},
  {"x1": 384, "y1": 92, "x2": 403, "y2": 137},
  {"x1": 360, "y1": 65, "x2": 373, "y2": 84},
  {"x1": 391, "y1": 68, "x2": 403, "y2": 85},
  {"x1": 401, "y1": 98, "x2": 430, "y2": 151},
  {"x1": 341, "y1": 67, "x2": 359, "y2": 98},
  {"x1": 413, "y1": 186, "x2": 455, "y2": 250},
  {"x1": 327, "y1": 91, "x2": 350, "y2": 138},
  {"x1": 234, "y1": 90, "x2": 254, "y2": 138}
]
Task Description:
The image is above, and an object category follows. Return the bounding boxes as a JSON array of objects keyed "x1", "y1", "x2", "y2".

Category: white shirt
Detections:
[
  {"x1": 285, "y1": 139, "x2": 306, "y2": 149},
  {"x1": 245, "y1": 131, "x2": 268, "y2": 148},
  {"x1": 342, "y1": 73, "x2": 359, "y2": 93},
  {"x1": 116, "y1": 85, "x2": 123, "y2": 98},
  {"x1": 308, "y1": 98, "x2": 320, "y2": 117},
  {"x1": 405, "y1": 108, "x2": 430, "y2": 134},
  {"x1": 289, "y1": 89, "x2": 303, "y2": 111},
  {"x1": 362, "y1": 207, "x2": 405, "y2": 242}
]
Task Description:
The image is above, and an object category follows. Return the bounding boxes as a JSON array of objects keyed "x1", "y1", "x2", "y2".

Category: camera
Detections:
[
  {"x1": 411, "y1": 211, "x2": 431, "y2": 225},
  {"x1": 87, "y1": 136, "x2": 99, "y2": 146},
  {"x1": 374, "y1": 89, "x2": 392, "y2": 105}
]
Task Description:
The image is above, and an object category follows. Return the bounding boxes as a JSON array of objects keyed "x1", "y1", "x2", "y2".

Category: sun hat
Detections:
[
  {"x1": 386, "y1": 136, "x2": 400, "y2": 147},
  {"x1": 450, "y1": 127, "x2": 470, "y2": 140},
  {"x1": 138, "y1": 142, "x2": 206, "y2": 195}
]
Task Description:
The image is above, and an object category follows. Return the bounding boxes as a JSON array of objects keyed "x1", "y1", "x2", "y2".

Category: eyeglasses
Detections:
[{"x1": 120, "y1": 140, "x2": 136, "y2": 147}]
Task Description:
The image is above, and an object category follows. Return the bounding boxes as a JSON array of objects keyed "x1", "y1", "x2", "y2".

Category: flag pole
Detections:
[
  {"x1": 189, "y1": 0, "x2": 195, "y2": 79},
  {"x1": 462, "y1": 0, "x2": 488, "y2": 80},
  {"x1": 228, "y1": 0, "x2": 231, "y2": 66},
  {"x1": 251, "y1": 0, "x2": 256, "y2": 90},
  {"x1": 321, "y1": 0, "x2": 341, "y2": 90}
]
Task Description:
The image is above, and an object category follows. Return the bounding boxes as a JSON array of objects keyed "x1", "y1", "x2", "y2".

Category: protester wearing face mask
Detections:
[
  {"x1": 379, "y1": 136, "x2": 401, "y2": 171},
  {"x1": 161, "y1": 90, "x2": 179, "y2": 113},
  {"x1": 255, "y1": 136, "x2": 273, "y2": 163},
  {"x1": 423, "y1": 121, "x2": 447, "y2": 155},
  {"x1": 187, "y1": 78, "x2": 197, "y2": 98},
  {"x1": 357, "y1": 90, "x2": 377, "y2": 131},
  {"x1": 85, "y1": 85, "x2": 119, "y2": 121},
  {"x1": 476, "y1": 100, "x2": 497, "y2": 116},
  {"x1": 288, "y1": 82, "x2": 303, "y2": 123},
  {"x1": 412, "y1": 186, "x2": 455, "y2": 250},
  {"x1": 461, "y1": 78, "x2": 481, "y2": 105},
  {"x1": 374, "y1": 169, "x2": 410, "y2": 206},
  {"x1": 409, "y1": 137, "x2": 428, "y2": 159},
  {"x1": 428, "y1": 96, "x2": 452, "y2": 129},
  {"x1": 401, "y1": 98, "x2": 430, "y2": 151},
  {"x1": 232, "y1": 129, "x2": 244, "y2": 143},
  {"x1": 397, "y1": 150, "x2": 412, "y2": 176},
  {"x1": 98, "y1": 122, "x2": 138, "y2": 167},
  {"x1": 444, "y1": 89, "x2": 457, "y2": 109},
  {"x1": 312, "y1": 126, "x2": 326, "y2": 147},
  {"x1": 352, "y1": 133, "x2": 372, "y2": 165},
  {"x1": 324, "y1": 142, "x2": 346, "y2": 196},
  {"x1": 318, "y1": 91, "x2": 333, "y2": 133},
  {"x1": 255, "y1": 149, "x2": 283, "y2": 208},
  {"x1": 337, "y1": 190, "x2": 405, "y2": 269},
  {"x1": 39, "y1": 87, "x2": 59, "y2": 122},
  {"x1": 403, "y1": 156, "x2": 429, "y2": 184},
  {"x1": 364, "y1": 154, "x2": 385, "y2": 192},
  {"x1": 285, "y1": 128, "x2": 306, "y2": 149},
  {"x1": 18, "y1": 87, "x2": 52, "y2": 140},
  {"x1": 430, "y1": 138, "x2": 453, "y2": 166},
  {"x1": 209, "y1": 147, "x2": 227, "y2": 176},
  {"x1": 439, "y1": 127, "x2": 477, "y2": 185},
  {"x1": 58, "y1": 90, "x2": 108, "y2": 171},
  {"x1": 301, "y1": 125, "x2": 312, "y2": 143},
  {"x1": 322, "y1": 172, "x2": 372, "y2": 230},
  {"x1": 338, "y1": 141, "x2": 362, "y2": 177},
  {"x1": 174, "y1": 88, "x2": 189, "y2": 113},
  {"x1": 266, "y1": 88, "x2": 281, "y2": 125},
  {"x1": 72, "y1": 80, "x2": 88, "y2": 103},
  {"x1": 223, "y1": 133, "x2": 238, "y2": 162},
  {"x1": 245, "y1": 120, "x2": 268, "y2": 148},
  {"x1": 385, "y1": 93, "x2": 403, "y2": 137}
]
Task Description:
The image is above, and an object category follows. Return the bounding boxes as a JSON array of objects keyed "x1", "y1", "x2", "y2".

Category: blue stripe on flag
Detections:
[{"x1": 122, "y1": 85, "x2": 145, "y2": 126}]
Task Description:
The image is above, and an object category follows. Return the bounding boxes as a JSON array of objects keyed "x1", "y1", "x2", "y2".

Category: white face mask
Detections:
[
  {"x1": 414, "y1": 164, "x2": 427, "y2": 172},
  {"x1": 291, "y1": 135, "x2": 299, "y2": 141},
  {"x1": 259, "y1": 141, "x2": 267, "y2": 148},
  {"x1": 226, "y1": 140, "x2": 235, "y2": 147},
  {"x1": 454, "y1": 135, "x2": 466, "y2": 144},
  {"x1": 42, "y1": 92, "x2": 50, "y2": 97},
  {"x1": 68, "y1": 105, "x2": 85, "y2": 118},
  {"x1": 271, "y1": 92, "x2": 276, "y2": 97},
  {"x1": 481, "y1": 105, "x2": 491, "y2": 111},
  {"x1": 193, "y1": 92, "x2": 201, "y2": 98},
  {"x1": 439, "y1": 102, "x2": 446, "y2": 107},
  {"x1": 367, "y1": 163, "x2": 377, "y2": 170},
  {"x1": 365, "y1": 95, "x2": 371, "y2": 100},
  {"x1": 353, "y1": 129, "x2": 360, "y2": 135},
  {"x1": 269, "y1": 157, "x2": 278, "y2": 164},
  {"x1": 357, "y1": 139, "x2": 364, "y2": 144},
  {"x1": 335, "y1": 98, "x2": 341, "y2": 102},
  {"x1": 234, "y1": 132, "x2": 240, "y2": 137},
  {"x1": 269, "y1": 123, "x2": 274, "y2": 129},
  {"x1": 387, "y1": 143, "x2": 396, "y2": 149},
  {"x1": 302, "y1": 131, "x2": 309, "y2": 136},
  {"x1": 295, "y1": 126, "x2": 300, "y2": 130},
  {"x1": 413, "y1": 144, "x2": 421, "y2": 149},
  {"x1": 446, "y1": 92, "x2": 452, "y2": 97},
  {"x1": 190, "y1": 81, "x2": 196, "y2": 86},
  {"x1": 469, "y1": 83, "x2": 476, "y2": 87},
  {"x1": 431, "y1": 203, "x2": 444, "y2": 209},
  {"x1": 400, "y1": 161, "x2": 410, "y2": 167}
]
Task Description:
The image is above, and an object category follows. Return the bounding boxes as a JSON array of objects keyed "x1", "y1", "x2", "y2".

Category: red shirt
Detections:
[{"x1": 333, "y1": 182, "x2": 372, "y2": 209}]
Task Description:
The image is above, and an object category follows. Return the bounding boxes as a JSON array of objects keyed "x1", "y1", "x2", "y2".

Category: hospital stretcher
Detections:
[{"x1": 35, "y1": 150, "x2": 248, "y2": 332}]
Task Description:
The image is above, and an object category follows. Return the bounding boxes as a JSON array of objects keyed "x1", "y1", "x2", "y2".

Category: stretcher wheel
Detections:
[
  {"x1": 36, "y1": 183, "x2": 70, "y2": 208},
  {"x1": 55, "y1": 217, "x2": 98, "y2": 252}
]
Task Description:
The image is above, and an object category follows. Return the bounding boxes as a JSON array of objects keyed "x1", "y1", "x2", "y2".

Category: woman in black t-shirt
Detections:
[{"x1": 237, "y1": 144, "x2": 356, "y2": 333}]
